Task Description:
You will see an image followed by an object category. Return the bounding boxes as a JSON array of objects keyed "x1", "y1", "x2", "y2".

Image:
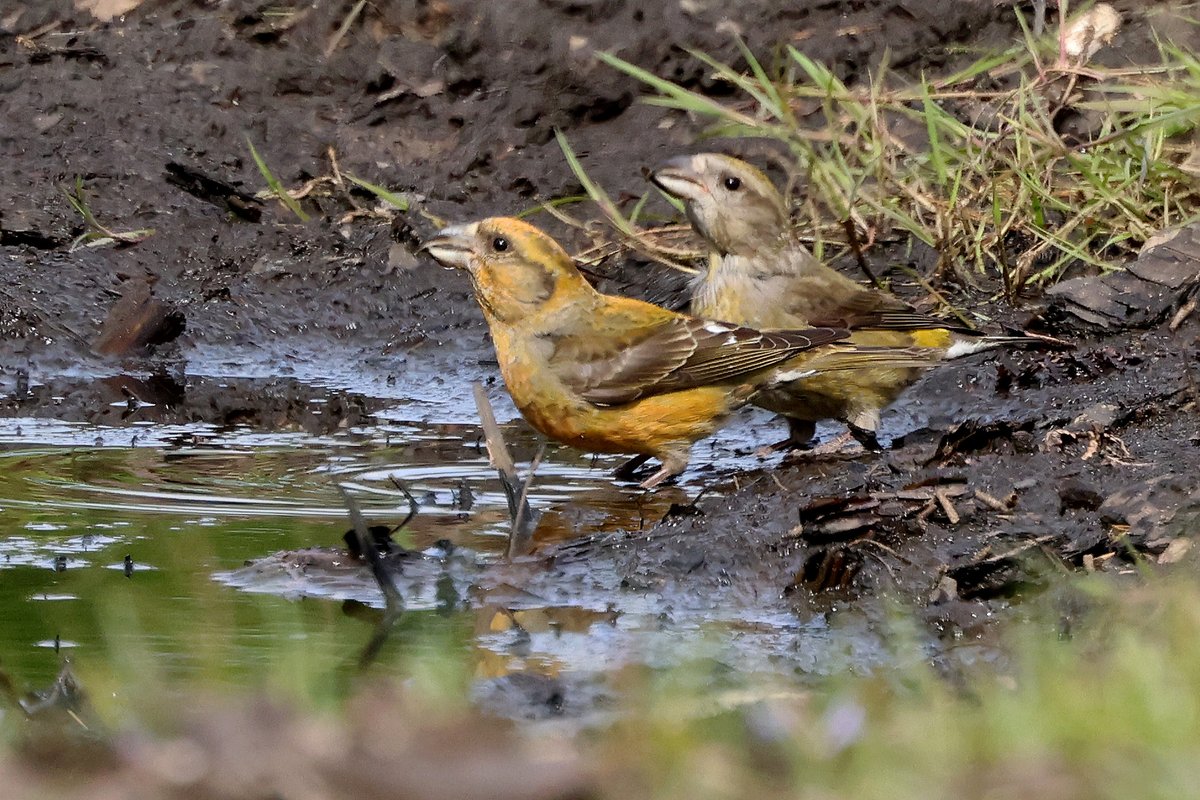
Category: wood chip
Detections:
[
  {"x1": 815, "y1": 516, "x2": 877, "y2": 536},
  {"x1": 1158, "y1": 538, "x2": 1193, "y2": 565},
  {"x1": 896, "y1": 484, "x2": 969, "y2": 502},
  {"x1": 1170, "y1": 297, "x2": 1197, "y2": 331},
  {"x1": 75, "y1": 0, "x2": 143, "y2": 21},
  {"x1": 935, "y1": 489, "x2": 961, "y2": 525},
  {"x1": 974, "y1": 489, "x2": 1013, "y2": 511},
  {"x1": 1043, "y1": 223, "x2": 1200, "y2": 332}
]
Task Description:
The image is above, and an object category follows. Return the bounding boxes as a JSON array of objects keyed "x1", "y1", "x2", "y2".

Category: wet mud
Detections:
[
  {"x1": 1, "y1": 0, "x2": 1198, "y2": 722},
  {"x1": 0, "y1": 0, "x2": 1053, "y2": 385}
]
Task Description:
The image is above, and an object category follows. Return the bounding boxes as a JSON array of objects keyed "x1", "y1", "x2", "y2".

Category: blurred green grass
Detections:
[
  {"x1": 6, "y1": 561, "x2": 1200, "y2": 798},
  {"x1": 601, "y1": 570, "x2": 1200, "y2": 799}
]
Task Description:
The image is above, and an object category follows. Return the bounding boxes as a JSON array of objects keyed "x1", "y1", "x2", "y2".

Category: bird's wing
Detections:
[
  {"x1": 549, "y1": 314, "x2": 847, "y2": 406},
  {"x1": 785, "y1": 273, "x2": 978, "y2": 335},
  {"x1": 835, "y1": 306, "x2": 978, "y2": 335}
]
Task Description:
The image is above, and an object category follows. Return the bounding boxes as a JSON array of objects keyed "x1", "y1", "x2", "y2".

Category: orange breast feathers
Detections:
[{"x1": 497, "y1": 342, "x2": 750, "y2": 458}]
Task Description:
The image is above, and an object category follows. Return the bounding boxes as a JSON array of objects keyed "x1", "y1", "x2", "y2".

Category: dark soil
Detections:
[
  {"x1": 0, "y1": 0, "x2": 1084, "y2": 383},
  {"x1": 1, "y1": 0, "x2": 1199, "y2": 721}
]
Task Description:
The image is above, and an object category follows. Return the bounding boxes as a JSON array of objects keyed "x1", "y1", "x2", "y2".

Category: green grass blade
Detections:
[
  {"x1": 628, "y1": 191, "x2": 650, "y2": 226},
  {"x1": 555, "y1": 129, "x2": 635, "y2": 237},
  {"x1": 921, "y1": 77, "x2": 949, "y2": 187},
  {"x1": 786, "y1": 46, "x2": 848, "y2": 96},
  {"x1": 935, "y1": 46, "x2": 1025, "y2": 88},
  {"x1": 597, "y1": 51, "x2": 757, "y2": 127},
  {"x1": 342, "y1": 173, "x2": 409, "y2": 211},
  {"x1": 247, "y1": 137, "x2": 310, "y2": 222},
  {"x1": 734, "y1": 36, "x2": 792, "y2": 126},
  {"x1": 514, "y1": 195, "x2": 588, "y2": 220}
]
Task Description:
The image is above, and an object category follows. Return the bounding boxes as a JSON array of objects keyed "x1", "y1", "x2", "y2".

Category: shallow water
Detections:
[
  {"x1": 0, "y1": 357, "x2": 945, "y2": 716},
  {"x1": 0, "y1": 396, "x2": 821, "y2": 706},
  {"x1": 0, "y1": 409, "x2": 590, "y2": 676}
]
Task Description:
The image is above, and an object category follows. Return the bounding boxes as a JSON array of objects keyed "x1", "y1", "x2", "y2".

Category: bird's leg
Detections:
[
  {"x1": 847, "y1": 424, "x2": 882, "y2": 452},
  {"x1": 639, "y1": 465, "x2": 680, "y2": 489},
  {"x1": 847, "y1": 409, "x2": 883, "y2": 452},
  {"x1": 612, "y1": 454, "x2": 651, "y2": 481},
  {"x1": 787, "y1": 417, "x2": 818, "y2": 448},
  {"x1": 759, "y1": 417, "x2": 817, "y2": 456},
  {"x1": 639, "y1": 451, "x2": 688, "y2": 489}
]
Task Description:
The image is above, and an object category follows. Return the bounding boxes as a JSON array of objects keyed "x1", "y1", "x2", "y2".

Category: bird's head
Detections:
[
  {"x1": 650, "y1": 153, "x2": 789, "y2": 256},
  {"x1": 421, "y1": 217, "x2": 591, "y2": 323}
]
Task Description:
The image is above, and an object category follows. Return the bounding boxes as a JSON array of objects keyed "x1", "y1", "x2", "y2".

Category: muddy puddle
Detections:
[
  {"x1": 2, "y1": 367, "x2": 932, "y2": 719},
  {"x1": 2, "y1": 301, "x2": 1196, "y2": 722},
  {"x1": 5, "y1": 311, "x2": 1195, "y2": 721}
]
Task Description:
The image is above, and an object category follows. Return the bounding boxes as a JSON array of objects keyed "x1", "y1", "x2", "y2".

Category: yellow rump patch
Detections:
[{"x1": 910, "y1": 328, "x2": 953, "y2": 349}]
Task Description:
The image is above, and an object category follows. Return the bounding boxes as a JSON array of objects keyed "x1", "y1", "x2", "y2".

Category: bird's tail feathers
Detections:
[
  {"x1": 769, "y1": 344, "x2": 939, "y2": 384},
  {"x1": 946, "y1": 331, "x2": 1074, "y2": 359}
]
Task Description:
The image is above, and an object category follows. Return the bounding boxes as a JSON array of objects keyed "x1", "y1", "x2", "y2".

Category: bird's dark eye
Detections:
[
  {"x1": 492, "y1": 236, "x2": 509, "y2": 253},
  {"x1": 723, "y1": 176, "x2": 741, "y2": 191}
]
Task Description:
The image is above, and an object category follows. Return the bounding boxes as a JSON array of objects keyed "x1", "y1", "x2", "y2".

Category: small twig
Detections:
[
  {"x1": 935, "y1": 488, "x2": 961, "y2": 525},
  {"x1": 974, "y1": 489, "x2": 1013, "y2": 512},
  {"x1": 473, "y1": 383, "x2": 518, "y2": 477},
  {"x1": 388, "y1": 476, "x2": 421, "y2": 530},
  {"x1": 1170, "y1": 297, "x2": 1197, "y2": 332},
  {"x1": 856, "y1": 536, "x2": 917, "y2": 567},
  {"x1": 841, "y1": 217, "x2": 882, "y2": 289},
  {"x1": 539, "y1": 200, "x2": 590, "y2": 232},
  {"x1": 859, "y1": 547, "x2": 901, "y2": 587},
  {"x1": 472, "y1": 383, "x2": 540, "y2": 559},
  {"x1": 17, "y1": 19, "x2": 62, "y2": 43},
  {"x1": 324, "y1": 0, "x2": 366, "y2": 59},
  {"x1": 1056, "y1": 0, "x2": 1070, "y2": 67},
  {"x1": 509, "y1": 444, "x2": 546, "y2": 559},
  {"x1": 1048, "y1": 69, "x2": 1081, "y2": 121},
  {"x1": 339, "y1": 486, "x2": 403, "y2": 612},
  {"x1": 328, "y1": 146, "x2": 346, "y2": 191}
]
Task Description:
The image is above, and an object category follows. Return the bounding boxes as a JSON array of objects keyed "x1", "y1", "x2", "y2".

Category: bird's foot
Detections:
[
  {"x1": 797, "y1": 432, "x2": 865, "y2": 458},
  {"x1": 612, "y1": 454, "x2": 678, "y2": 489},
  {"x1": 790, "y1": 425, "x2": 885, "y2": 459},
  {"x1": 757, "y1": 418, "x2": 817, "y2": 458},
  {"x1": 637, "y1": 452, "x2": 687, "y2": 489},
  {"x1": 612, "y1": 454, "x2": 651, "y2": 482},
  {"x1": 639, "y1": 466, "x2": 680, "y2": 489},
  {"x1": 756, "y1": 437, "x2": 815, "y2": 458},
  {"x1": 847, "y1": 424, "x2": 883, "y2": 453}
]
